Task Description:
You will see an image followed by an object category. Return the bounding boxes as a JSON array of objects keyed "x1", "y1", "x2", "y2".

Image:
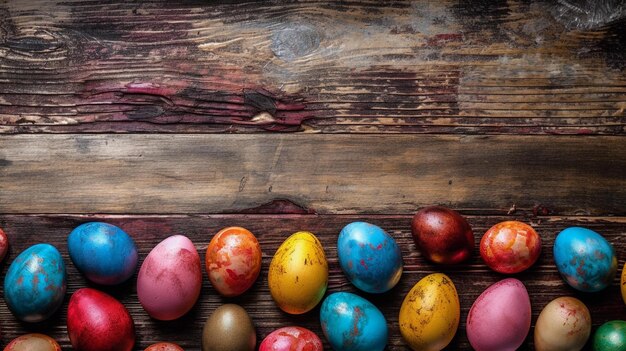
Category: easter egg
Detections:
[
  {"x1": 268, "y1": 231, "x2": 328, "y2": 314},
  {"x1": 145, "y1": 342, "x2": 184, "y2": 351},
  {"x1": 206, "y1": 226, "x2": 262, "y2": 297},
  {"x1": 466, "y1": 278, "x2": 531, "y2": 351},
  {"x1": 621, "y1": 263, "x2": 626, "y2": 305},
  {"x1": 68, "y1": 222, "x2": 138, "y2": 285},
  {"x1": 480, "y1": 221, "x2": 541, "y2": 274},
  {"x1": 553, "y1": 227, "x2": 617, "y2": 292},
  {"x1": 4, "y1": 333, "x2": 61, "y2": 351},
  {"x1": 259, "y1": 326, "x2": 323, "y2": 351},
  {"x1": 534, "y1": 296, "x2": 591, "y2": 351},
  {"x1": 320, "y1": 292, "x2": 388, "y2": 351},
  {"x1": 337, "y1": 222, "x2": 403, "y2": 293},
  {"x1": 4, "y1": 243, "x2": 66, "y2": 322},
  {"x1": 411, "y1": 206, "x2": 474, "y2": 264},
  {"x1": 67, "y1": 288, "x2": 135, "y2": 351},
  {"x1": 593, "y1": 320, "x2": 626, "y2": 351},
  {"x1": 138, "y1": 235, "x2": 202, "y2": 320},
  {"x1": 399, "y1": 273, "x2": 460, "y2": 351},
  {"x1": 202, "y1": 304, "x2": 256, "y2": 351},
  {"x1": 0, "y1": 227, "x2": 9, "y2": 262}
]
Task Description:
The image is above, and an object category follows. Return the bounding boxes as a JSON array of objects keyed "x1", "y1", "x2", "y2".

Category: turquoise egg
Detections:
[
  {"x1": 553, "y1": 227, "x2": 617, "y2": 292},
  {"x1": 337, "y1": 222, "x2": 403, "y2": 293},
  {"x1": 320, "y1": 292, "x2": 388, "y2": 351},
  {"x1": 68, "y1": 222, "x2": 138, "y2": 285},
  {"x1": 4, "y1": 243, "x2": 66, "y2": 322}
]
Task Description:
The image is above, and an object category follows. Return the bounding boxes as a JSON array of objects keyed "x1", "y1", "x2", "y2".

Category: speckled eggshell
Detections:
[
  {"x1": 137, "y1": 235, "x2": 202, "y2": 321},
  {"x1": 0, "y1": 227, "x2": 9, "y2": 262},
  {"x1": 268, "y1": 231, "x2": 328, "y2": 314},
  {"x1": 466, "y1": 278, "x2": 531, "y2": 351},
  {"x1": 593, "y1": 320, "x2": 626, "y2": 351},
  {"x1": 337, "y1": 221, "x2": 403, "y2": 293},
  {"x1": 411, "y1": 206, "x2": 474, "y2": 264},
  {"x1": 399, "y1": 273, "x2": 460, "y2": 351},
  {"x1": 534, "y1": 296, "x2": 591, "y2": 351},
  {"x1": 202, "y1": 304, "x2": 256, "y2": 351},
  {"x1": 68, "y1": 222, "x2": 138, "y2": 285},
  {"x1": 480, "y1": 221, "x2": 541, "y2": 274},
  {"x1": 144, "y1": 342, "x2": 184, "y2": 351},
  {"x1": 206, "y1": 227, "x2": 262, "y2": 297},
  {"x1": 4, "y1": 243, "x2": 66, "y2": 322},
  {"x1": 67, "y1": 288, "x2": 135, "y2": 351},
  {"x1": 553, "y1": 227, "x2": 617, "y2": 292},
  {"x1": 621, "y1": 263, "x2": 626, "y2": 305},
  {"x1": 259, "y1": 326, "x2": 323, "y2": 351},
  {"x1": 4, "y1": 333, "x2": 61, "y2": 351},
  {"x1": 320, "y1": 292, "x2": 388, "y2": 351}
]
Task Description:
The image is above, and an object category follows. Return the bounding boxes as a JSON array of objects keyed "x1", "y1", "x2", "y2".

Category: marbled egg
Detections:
[
  {"x1": 202, "y1": 304, "x2": 256, "y2": 351},
  {"x1": 206, "y1": 226, "x2": 261, "y2": 297},
  {"x1": 480, "y1": 221, "x2": 541, "y2": 274},
  {"x1": 399, "y1": 273, "x2": 460, "y2": 351},
  {"x1": 145, "y1": 342, "x2": 184, "y2": 351},
  {"x1": 534, "y1": 296, "x2": 591, "y2": 351},
  {"x1": 260, "y1": 326, "x2": 323, "y2": 351},
  {"x1": 554, "y1": 227, "x2": 617, "y2": 292},
  {"x1": 138, "y1": 235, "x2": 202, "y2": 320},
  {"x1": 467, "y1": 278, "x2": 531, "y2": 351},
  {"x1": 411, "y1": 206, "x2": 474, "y2": 264},
  {"x1": 0, "y1": 226, "x2": 9, "y2": 262},
  {"x1": 4, "y1": 333, "x2": 61, "y2": 351},
  {"x1": 4, "y1": 243, "x2": 66, "y2": 322},
  {"x1": 320, "y1": 292, "x2": 388, "y2": 351},
  {"x1": 593, "y1": 320, "x2": 626, "y2": 351},
  {"x1": 67, "y1": 288, "x2": 135, "y2": 351},
  {"x1": 269, "y1": 231, "x2": 328, "y2": 314},
  {"x1": 68, "y1": 222, "x2": 138, "y2": 285},
  {"x1": 337, "y1": 222, "x2": 403, "y2": 293}
]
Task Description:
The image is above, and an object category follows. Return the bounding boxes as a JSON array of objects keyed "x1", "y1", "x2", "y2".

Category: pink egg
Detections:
[
  {"x1": 0, "y1": 227, "x2": 9, "y2": 262},
  {"x1": 137, "y1": 235, "x2": 202, "y2": 321},
  {"x1": 259, "y1": 327, "x2": 323, "y2": 351},
  {"x1": 466, "y1": 278, "x2": 531, "y2": 351}
]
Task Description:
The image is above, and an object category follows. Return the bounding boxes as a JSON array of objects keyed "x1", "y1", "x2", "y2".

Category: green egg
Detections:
[{"x1": 593, "y1": 320, "x2": 626, "y2": 351}]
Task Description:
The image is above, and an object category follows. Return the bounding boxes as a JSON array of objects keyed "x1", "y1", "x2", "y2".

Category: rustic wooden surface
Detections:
[{"x1": 1, "y1": 0, "x2": 625, "y2": 350}]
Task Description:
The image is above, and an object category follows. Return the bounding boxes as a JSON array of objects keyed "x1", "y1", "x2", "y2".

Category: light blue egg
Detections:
[
  {"x1": 553, "y1": 227, "x2": 617, "y2": 292},
  {"x1": 4, "y1": 243, "x2": 66, "y2": 322},
  {"x1": 320, "y1": 292, "x2": 388, "y2": 351},
  {"x1": 68, "y1": 222, "x2": 138, "y2": 285},
  {"x1": 337, "y1": 222, "x2": 403, "y2": 293}
]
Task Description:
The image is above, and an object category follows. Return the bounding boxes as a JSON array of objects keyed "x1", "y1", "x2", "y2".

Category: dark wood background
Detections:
[{"x1": 0, "y1": 1, "x2": 625, "y2": 350}]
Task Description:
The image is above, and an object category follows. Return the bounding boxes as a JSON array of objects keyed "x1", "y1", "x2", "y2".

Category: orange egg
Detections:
[{"x1": 480, "y1": 221, "x2": 541, "y2": 274}]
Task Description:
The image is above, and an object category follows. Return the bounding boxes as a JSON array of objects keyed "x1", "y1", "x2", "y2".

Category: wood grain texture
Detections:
[
  {"x1": 0, "y1": 134, "x2": 625, "y2": 216},
  {"x1": 0, "y1": 0, "x2": 625, "y2": 134},
  {"x1": 0, "y1": 214, "x2": 624, "y2": 350}
]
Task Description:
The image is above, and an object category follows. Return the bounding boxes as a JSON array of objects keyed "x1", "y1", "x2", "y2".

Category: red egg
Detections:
[
  {"x1": 206, "y1": 227, "x2": 262, "y2": 297},
  {"x1": 260, "y1": 327, "x2": 323, "y2": 351},
  {"x1": 411, "y1": 206, "x2": 474, "y2": 264},
  {"x1": 67, "y1": 288, "x2": 135, "y2": 351},
  {"x1": 480, "y1": 221, "x2": 541, "y2": 274},
  {"x1": 0, "y1": 227, "x2": 9, "y2": 262},
  {"x1": 144, "y1": 342, "x2": 184, "y2": 351}
]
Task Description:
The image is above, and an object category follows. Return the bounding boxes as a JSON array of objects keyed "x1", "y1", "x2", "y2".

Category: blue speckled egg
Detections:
[
  {"x1": 554, "y1": 227, "x2": 617, "y2": 292},
  {"x1": 337, "y1": 222, "x2": 402, "y2": 293},
  {"x1": 320, "y1": 292, "x2": 388, "y2": 351},
  {"x1": 68, "y1": 222, "x2": 138, "y2": 285},
  {"x1": 4, "y1": 243, "x2": 66, "y2": 322}
]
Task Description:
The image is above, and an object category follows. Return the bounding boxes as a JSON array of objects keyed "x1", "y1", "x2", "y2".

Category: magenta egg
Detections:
[{"x1": 260, "y1": 327, "x2": 323, "y2": 351}]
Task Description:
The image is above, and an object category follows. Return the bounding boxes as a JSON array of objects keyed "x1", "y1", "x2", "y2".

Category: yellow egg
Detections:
[
  {"x1": 622, "y1": 262, "x2": 626, "y2": 305},
  {"x1": 268, "y1": 231, "x2": 328, "y2": 314},
  {"x1": 399, "y1": 273, "x2": 460, "y2": 351}
]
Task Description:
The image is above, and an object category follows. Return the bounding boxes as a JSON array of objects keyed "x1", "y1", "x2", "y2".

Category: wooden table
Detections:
[{"x1": 1, "y1": 1, "x2": 625, "y2": 350}]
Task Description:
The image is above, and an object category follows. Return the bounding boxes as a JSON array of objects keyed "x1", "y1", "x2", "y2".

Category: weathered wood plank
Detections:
[
  {"x1": 0, "y1": 1, "x2": 625, "y2": 134},
  {"x1": 0, "y1": 134, "x2": 624, "y2": 216},
  {"x1": 0, "y1": 214, "x2": 624, "y2": 350}
]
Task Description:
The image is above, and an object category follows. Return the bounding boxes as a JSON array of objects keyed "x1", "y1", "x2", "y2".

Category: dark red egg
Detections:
[
  {"x1": 0, "y1": 227, "x2": 9, "y2": 262},
  {"x1": 411, "y1": 206, "x2": 474, "y2": 264},
  {"x1": 67, "y1": 288, "x2": 135, "y2": 351}
]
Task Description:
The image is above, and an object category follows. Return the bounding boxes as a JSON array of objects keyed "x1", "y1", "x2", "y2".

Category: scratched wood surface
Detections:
[{"x1": 1, "y1": 0, "x2": 625, "y2": 350}]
